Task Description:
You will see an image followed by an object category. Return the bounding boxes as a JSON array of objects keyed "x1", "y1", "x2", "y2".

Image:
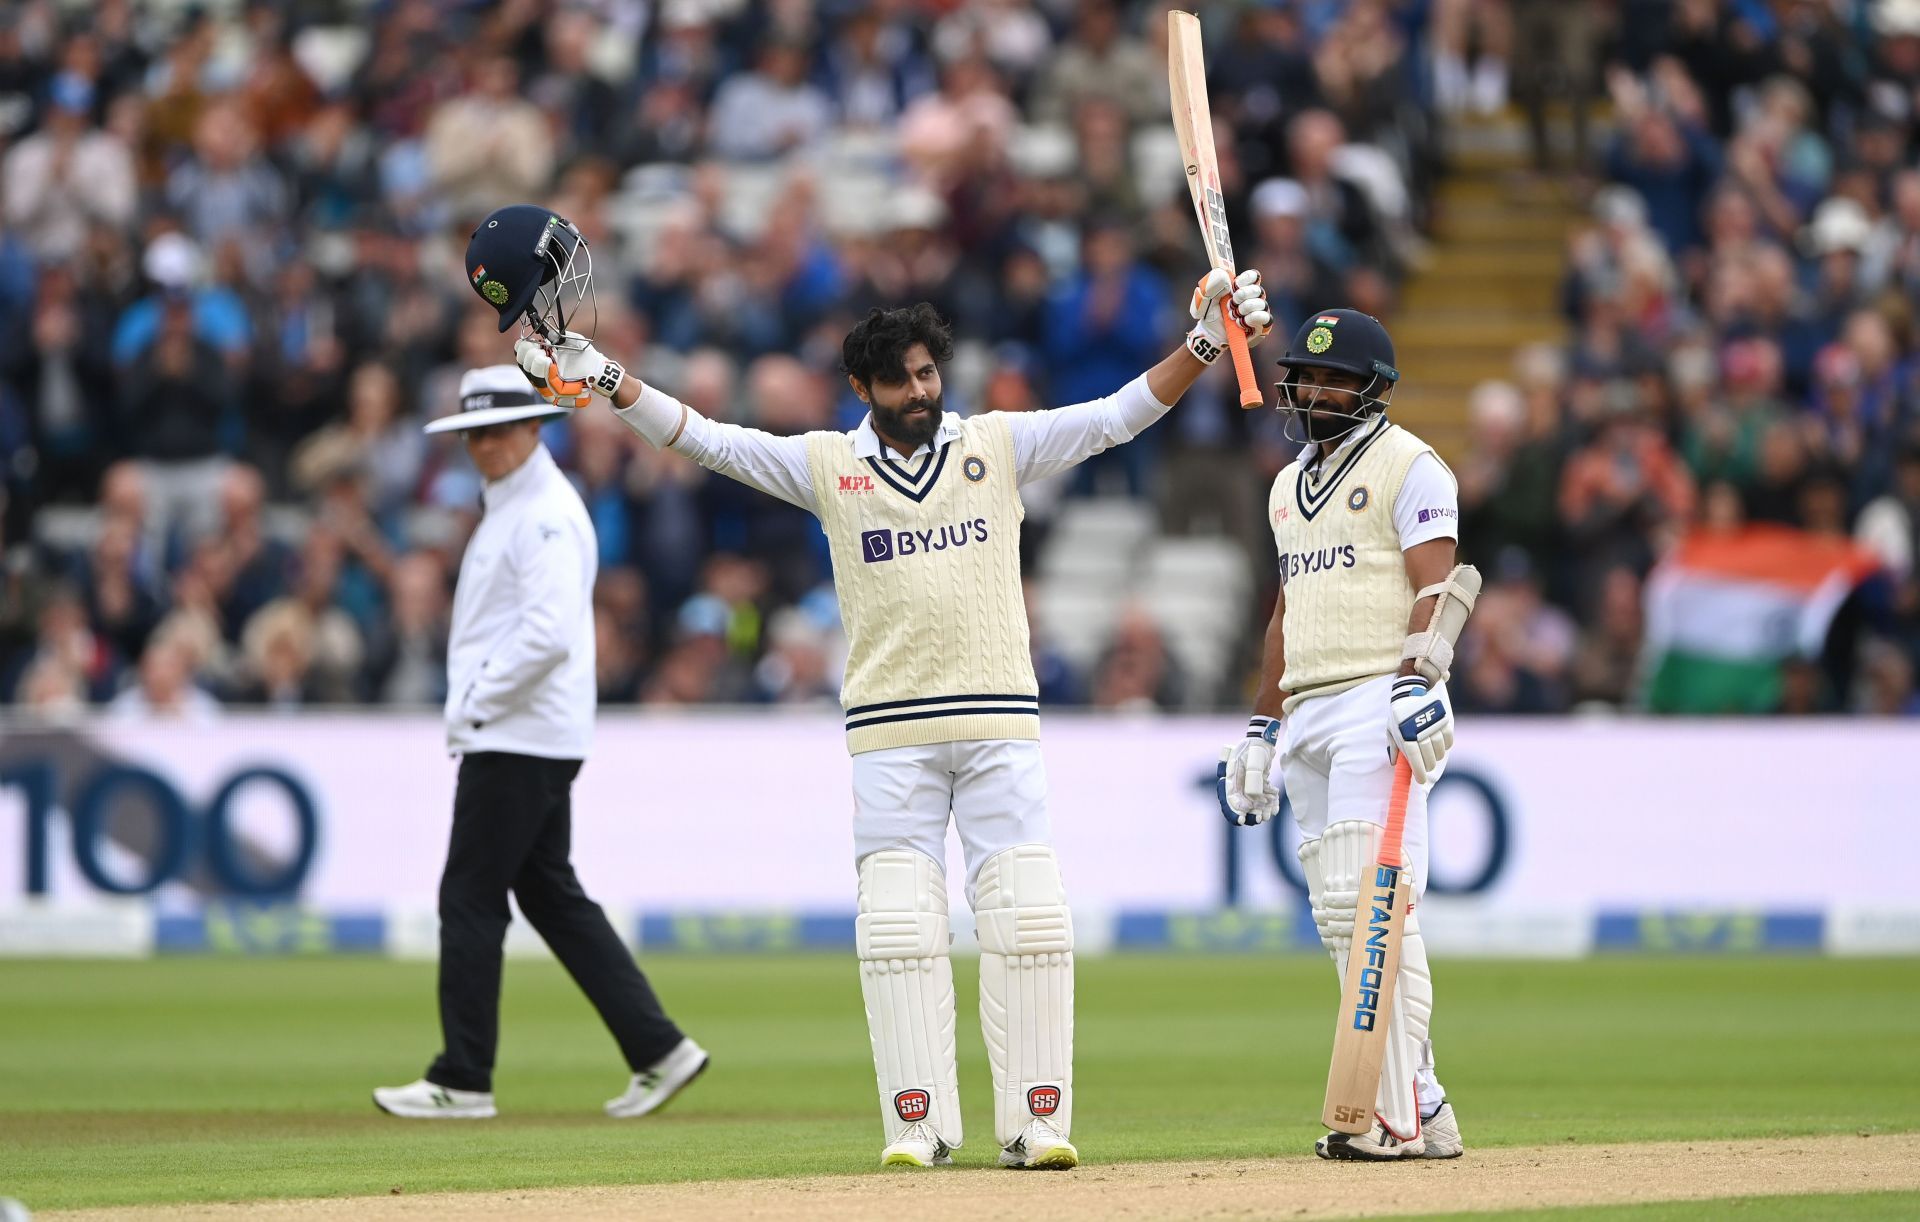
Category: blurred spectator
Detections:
[
  {"x1": 707, "y1": 37, "x2": 833, "y2": 162},
  {"x1": 1032, "y1": 0, "x2": 1161, "y2": 128},
  {"x1": 1090, "y1": 606, "x2": 1183, "y2": 711},
  {"x1": 424, "y1": 55, "x2": 552, "y2": 216},
  {"x1": 109, "y1": 632, "x2": 221, "y2": 723},
  {"x1": 1428, "y1": 0, "x2": 1510, "y2": 116},
  {"x1": 2, "y1": 73, "x2": 135, "y2": 263},
  {"x1": 360, "y1": 550, "x2": 448, "y2": 705},
  {"x1": 1044, "y1": 218, "x2": 1167, "y2": 495}
]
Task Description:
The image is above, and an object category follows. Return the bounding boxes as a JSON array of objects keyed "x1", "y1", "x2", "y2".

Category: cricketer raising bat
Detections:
[
  {"x1": 1167, "y1": 10, "x2": 1263, "y2": 409},
  {"x1": 1322, "y1": 756, "x2": 1415, "y2": 1134}
]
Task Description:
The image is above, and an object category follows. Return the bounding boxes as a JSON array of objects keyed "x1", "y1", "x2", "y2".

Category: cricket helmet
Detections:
[
  {"x1": 1274, "y1": 308, "x2": 1399, "y2": 444},
  {"x1": 464, "y1": 204, "x2": 596, "y2": 338}
]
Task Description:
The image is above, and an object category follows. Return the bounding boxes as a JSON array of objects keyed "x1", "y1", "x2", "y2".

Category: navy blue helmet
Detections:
[
  {"x1": 1274, "y1": 308, "x2": 1399, "y2": 444},
  {"x1": 464, "y1": 204, "x2": 595, "y2": 337}
]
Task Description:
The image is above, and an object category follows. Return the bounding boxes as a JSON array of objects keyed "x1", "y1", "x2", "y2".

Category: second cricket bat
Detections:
[{"x1": 1321, "y1": 755, "x2": 1415, "y2": 1134}]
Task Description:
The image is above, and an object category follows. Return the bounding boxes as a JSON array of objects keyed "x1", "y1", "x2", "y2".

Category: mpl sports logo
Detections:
[
  {"x1": 894, "y1": 1089, "x2": 930, "y2": 1122},
  {"x1": 838, "y1": 475, "x2": 874, "y2": 494},
  {"x1": 1026, "y1": 1085, "x2": 1061, "y2": 1117}
]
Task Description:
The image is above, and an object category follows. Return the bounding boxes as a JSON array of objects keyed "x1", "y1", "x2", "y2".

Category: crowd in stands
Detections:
[
  {"x1": 0, "y1": 0, "x2": 1914, "y2": 720},
  {"x1": 0, "y1": 0, "x2": 1441, "y2": 718},
  {"x1": 1451, "y1": 0, "x2": 1920, "y2": 715}
]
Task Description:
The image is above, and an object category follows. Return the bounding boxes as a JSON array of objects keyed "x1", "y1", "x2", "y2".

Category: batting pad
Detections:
[
  {"x1": 1302, "y1": 820, "x2": 1430, "y2": 1140},
  {"x1": 974, "y1": 844, "x2": 1075, "y2": 1146},
  {"x1": 856, "y1": 849, "x2": 962, "y2": 1148}
]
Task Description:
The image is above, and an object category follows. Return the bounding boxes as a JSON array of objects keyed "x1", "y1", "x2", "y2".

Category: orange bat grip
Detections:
[
  {"x1": 1224, "y1": 309, "x2": 1261, "y2": 408},
  {"x1": 1379, "y1": 755, "x2": 1413, "y2": 870}
]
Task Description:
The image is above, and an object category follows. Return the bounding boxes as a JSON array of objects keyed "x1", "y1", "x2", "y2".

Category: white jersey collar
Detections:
[
  {"x1": 1305, "y1": 413, "x2": 1389, "y2": 475},
  {"x1": 852, "y1": 411, "x2": 964, "y2": 463}
]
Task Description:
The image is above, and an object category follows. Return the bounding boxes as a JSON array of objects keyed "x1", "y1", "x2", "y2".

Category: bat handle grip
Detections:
[
  {"x1": 1380, "y1": 755, "x2": 1412, "y2": 870},
  {"x1": 1224, "y1": 305, "x2": 1262, "y2": 409}
]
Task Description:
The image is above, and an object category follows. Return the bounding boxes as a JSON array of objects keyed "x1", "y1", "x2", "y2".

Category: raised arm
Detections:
[
  {"x1": 1007, "y1": 269, "x2": 1274, "y2": 485},
  {"x1": 516, "y1": 333, "x2": 818, "y2": 513}
]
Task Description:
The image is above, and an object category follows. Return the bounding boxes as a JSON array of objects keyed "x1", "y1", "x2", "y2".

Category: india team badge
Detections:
[
  {"x1": 1307, "y1": 326, "x2": 1334, "y2": 354},
  {"x1": 1347, "y1": 485, "x2": 1369, "y2": 512},
  {"x1": 963, "y1": 454, "x2": 988, "y2": 483}
]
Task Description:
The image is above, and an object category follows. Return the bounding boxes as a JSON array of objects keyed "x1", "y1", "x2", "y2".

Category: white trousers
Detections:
[
  {"x1": 851, "y1": 738, "x2": 1050, "y2": 902},
  {"x1": 1285, "y1": 673, "x2": 1448, "y2": 1116}
]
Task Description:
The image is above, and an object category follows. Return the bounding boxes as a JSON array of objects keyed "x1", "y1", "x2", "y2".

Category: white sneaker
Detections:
[
  {"x1": 1315, "y1": 1117, "x2": 1425, "y2": 1160},
  {"x1": 605, "y1": 1037, "x2": 710, "y2": 1118},
  {"x1": 372, "y1": 1078, "x2": 496, "y2": 1119},
  {"x1": 881, "y1": 1121, "x2": 954, "y2": 1167},
  {"x1": 999, "y1": 1117, "x2": 1078, "y2": 1169},
  {"x1": 1420, "y1": 1100, "x2": 1464, "y2": 1159}
]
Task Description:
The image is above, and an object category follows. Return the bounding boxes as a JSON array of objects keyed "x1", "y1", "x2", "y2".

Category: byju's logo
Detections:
[{"x1": 860, "y1": 520, "x2": 989, "y2": 564}]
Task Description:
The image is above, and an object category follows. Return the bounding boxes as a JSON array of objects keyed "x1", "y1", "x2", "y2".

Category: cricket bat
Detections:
[
  {"x1": 1167, "y1": 10, "x2": 1262, "y2": 409},
  {"x1": 1321, "y1": 755, "x2": 1415, "y2": 1134}
]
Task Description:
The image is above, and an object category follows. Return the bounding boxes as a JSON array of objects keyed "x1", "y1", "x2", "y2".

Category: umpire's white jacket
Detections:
[{"x1": 445, "y1": 443, "x2": 596, "y2": 760}]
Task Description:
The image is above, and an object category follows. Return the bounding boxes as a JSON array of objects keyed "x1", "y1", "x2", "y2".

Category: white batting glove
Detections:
[
  {"x1": 513, "y1": 330, "x2": 626, "y2": 410},
  {"x1": 1216, "y1": 715, "x2": 1281, "y2": 826},
  {"x1": 1388, "y1": 677, "x2": 1453, "y2": 785},
  {"x1": 1186, "y1": 268, "x2": 1273, "y2": 365}
]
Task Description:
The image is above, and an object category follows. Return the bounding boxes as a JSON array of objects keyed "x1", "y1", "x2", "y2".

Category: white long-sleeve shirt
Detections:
[
  {"x1": 611, "y1": 374, "x2": 1174, "y2": 510},
  {"x1": 445, "y1": 444, "x2": 597, "y2": 760}
]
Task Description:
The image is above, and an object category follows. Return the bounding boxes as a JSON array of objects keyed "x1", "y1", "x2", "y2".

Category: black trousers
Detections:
[{"x1": 426, "y1": 752, "x2": 683, "y2": 1093}]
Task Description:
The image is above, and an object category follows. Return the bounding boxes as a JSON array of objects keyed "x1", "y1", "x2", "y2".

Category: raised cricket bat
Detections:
[
  {"x1": 1167, "y1": 10, "x2": 1262, "y2": 409},
  {"x1": 1321, "y1": 755, "x2": 1415, "y2": 1134}
]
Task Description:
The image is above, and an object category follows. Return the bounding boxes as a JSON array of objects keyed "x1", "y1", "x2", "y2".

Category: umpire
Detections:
[{"x1": 374, "y1": 365, "x2": 707, "y2": 1120}]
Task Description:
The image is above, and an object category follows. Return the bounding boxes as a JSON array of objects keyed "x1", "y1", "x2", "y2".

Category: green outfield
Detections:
[{"x1": 2, "y1": 954, "x2": 1917, "y2": 1218}]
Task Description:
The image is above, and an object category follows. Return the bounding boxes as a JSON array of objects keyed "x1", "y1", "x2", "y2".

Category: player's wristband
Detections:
[
  {"x1": 593, "y1": 359, "x2": 626, "y2": 399},
  {"x1": 1246, "y1": 715, "x2": 1279, "y2": 745},
  {"x1": 1186, "y1": 327, "x2": 1223, "y2": 365}
]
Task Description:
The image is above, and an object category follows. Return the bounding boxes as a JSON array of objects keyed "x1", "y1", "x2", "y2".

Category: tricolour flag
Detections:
[{"x1": 1642, "y1": 525, "x2": 1881, "y2": 713}]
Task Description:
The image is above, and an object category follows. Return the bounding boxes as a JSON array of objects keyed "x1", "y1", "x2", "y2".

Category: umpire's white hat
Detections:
[{"x1": 424, "y1": 365, "x2": 563, "y2": 434}]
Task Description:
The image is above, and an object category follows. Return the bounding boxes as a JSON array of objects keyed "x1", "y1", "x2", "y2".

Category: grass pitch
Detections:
[{"x1": 1, "y1": 954, "x2": 1916, "y2": 1215}]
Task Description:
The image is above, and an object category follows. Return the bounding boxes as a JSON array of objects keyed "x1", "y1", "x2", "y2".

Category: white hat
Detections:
[
  {"x1": 1591, "y1": 184, "x2": 1648, "y2": 229},
  {"x1": 1250, "y1": 178, "x2": 1309, "y2": 220},
  {"x1": 143, "y1": 232, "x2": 202, "y2": 289},
  {"x1": 1805, "y1": 197, "x2": 1872, "y2": 256},
  {"x1": 424, "y1": 365, "x2": 564, "y2": 434}
]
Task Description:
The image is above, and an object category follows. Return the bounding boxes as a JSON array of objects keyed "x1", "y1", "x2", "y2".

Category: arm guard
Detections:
[{"x1": 1401, "y1": 563, "x2": 1482, "y2": 686}]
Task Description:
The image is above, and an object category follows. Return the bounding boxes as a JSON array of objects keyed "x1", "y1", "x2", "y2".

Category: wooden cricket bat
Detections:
[
  {"x1": 1321, "y1": 755, "x2": 1415, "y2": 1134},
  {"x1": 1167, "y1": 10, "x2": 1262, "y2": 409}
]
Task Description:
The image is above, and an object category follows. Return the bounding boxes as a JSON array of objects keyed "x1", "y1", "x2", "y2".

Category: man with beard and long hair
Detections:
[
  {"x1": 502, "y1": 231, "x2": 1269, "y2": 1169},
  {"x1": 1216, "y1": 309, "x2": 1475, "y2": 1162}
]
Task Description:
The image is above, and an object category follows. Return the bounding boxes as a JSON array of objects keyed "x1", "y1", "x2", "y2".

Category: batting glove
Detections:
[
  {"x1": 1217, "y1": 714, "x2": 1282, "y2": 826},
  {"x1": 1186, "y1": 268, "x2": 1273, "y2": 365},
  {"x1": 1388, "y1": 677, "x2": 1453, "y2": 785},
  {"x1": 514, "y1": 330, "x2": 626, "y2": 410}
]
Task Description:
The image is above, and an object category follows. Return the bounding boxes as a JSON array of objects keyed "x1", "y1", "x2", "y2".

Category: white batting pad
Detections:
[
  {"x1": 974, "y1": 844, "x2": 1075, "y2": 1145},
  {"x1": 856, "y1": 849, "x2": 962, "y2": 1147},
  {"x1": 1302, "y1": 819, "x2": 1427, "y2": 1139}
]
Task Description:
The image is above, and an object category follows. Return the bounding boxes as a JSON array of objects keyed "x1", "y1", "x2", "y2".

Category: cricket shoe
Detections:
[
  {"x1": 372, "y1": 1078, "x2": 496, "y2": 1119},
  {"x1": 1419, "y1": 1100, "x2": 1463, "y2": 1159},
  {"x1": 999, "y1": 1117, "x2": 1078, "y2": 1170},
  {"x1": 1315, "y1": 1117, "x2": 1426, "y2": 1160},
  {"x1": 881, "y1": 1121, "x2": 954, "y2": 1167},
  {"x1": 606, "y1": 1037, "x2": 710, "y2": 1118}
]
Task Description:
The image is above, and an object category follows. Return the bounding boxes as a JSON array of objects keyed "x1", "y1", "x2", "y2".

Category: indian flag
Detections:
[{"x1": 1642, "y1": 526, "x2": 1881, "y2": 713}]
